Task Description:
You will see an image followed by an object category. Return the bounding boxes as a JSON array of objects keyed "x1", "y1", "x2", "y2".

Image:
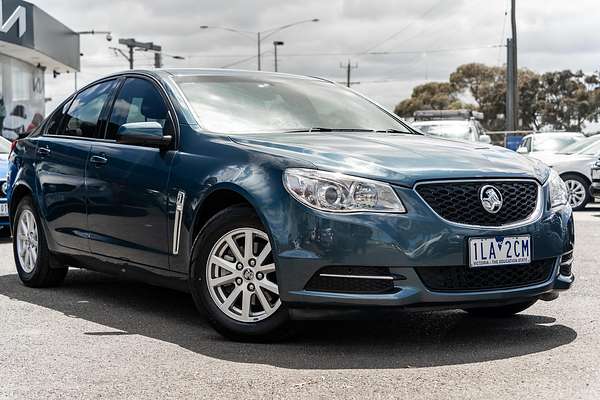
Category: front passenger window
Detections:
[{"x1": 105, "y1": 78, "x2": 171, "y2": 140}]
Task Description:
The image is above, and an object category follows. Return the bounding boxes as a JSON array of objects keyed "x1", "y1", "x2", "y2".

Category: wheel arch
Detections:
[
  {"x1": 9, "y1": 182, "x2": 34, "y2": 229},
  {"x1": 560, "y1": 171, "x2": 591, "y2": 187},
  {"x1": 190, "y1": 185, "x2": 274, "y2": 252}
]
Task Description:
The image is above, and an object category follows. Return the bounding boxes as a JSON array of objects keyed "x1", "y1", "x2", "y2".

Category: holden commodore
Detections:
[{"x1": 7, "y1": 69, "x2": 574, "y2": 341}]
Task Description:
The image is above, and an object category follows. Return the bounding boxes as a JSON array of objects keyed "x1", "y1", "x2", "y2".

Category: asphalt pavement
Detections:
[{"x1": 1, "y1": 206, "x2": 599, "y2": 399}]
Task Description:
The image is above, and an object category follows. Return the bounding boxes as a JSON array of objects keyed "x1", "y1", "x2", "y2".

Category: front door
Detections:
[
  {"x1": 86, "y1": 77, "x2": 175, "y2": 269},
  {"x1": 35, "y1": 80, "x2": 116, "y2": 251}
]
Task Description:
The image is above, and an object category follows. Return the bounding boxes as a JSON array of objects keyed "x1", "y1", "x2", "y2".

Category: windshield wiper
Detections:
[
  {"x1": 282, "y1": 127, "x2": 377, "y2": 133},
  {"x1": 375, "y1": 128, "x2": 412, "y2": 134}
]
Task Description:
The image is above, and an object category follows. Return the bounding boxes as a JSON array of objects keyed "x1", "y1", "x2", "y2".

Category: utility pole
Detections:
[
  {"x1": 116, "y1": 38, "x2": 162, "y2": 69},
  {"x1": 506, "y1": 0, "x2": 518, "y2": 131},
  {"x1": 340, "y1": 60, "x2": 358, "y2": 87},
  {"x1": 154, "y1": 52, "x2": 163, "y2": 68},
  {"x1": 273, "y1": 41, "x2": 284, "y2": 72}
]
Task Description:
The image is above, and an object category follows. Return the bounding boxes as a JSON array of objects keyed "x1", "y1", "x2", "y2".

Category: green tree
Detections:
[
  {"x1": 539, "y1": 70, "x2": 600, "y2": 130},
  {"x1": 393, "y1": 82, "x2": 468, "y2": 117}
]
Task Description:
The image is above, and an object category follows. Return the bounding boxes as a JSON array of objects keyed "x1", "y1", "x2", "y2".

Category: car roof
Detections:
[
  {"x1": 412, "y1": 120, "x2": 472, "y2": 126},
  {"x1": 522, "y1": 132, "x2": 583, "y2": 140}
]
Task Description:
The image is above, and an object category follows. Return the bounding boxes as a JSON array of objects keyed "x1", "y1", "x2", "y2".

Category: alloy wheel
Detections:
[
  {"x1": 565, "y1": 179, "x2": 587, "y2": 209},
  {"x1": 16, "y1": 210, "x2": 39, "y2": 273},
  {"x1": 206, "y1": 227, "x2": 280, "y2": 323}
]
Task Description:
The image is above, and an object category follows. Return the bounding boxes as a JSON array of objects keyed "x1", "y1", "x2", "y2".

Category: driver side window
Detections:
[{"x1": 105, "y1": 77, "x2": 171, "y2": 140}]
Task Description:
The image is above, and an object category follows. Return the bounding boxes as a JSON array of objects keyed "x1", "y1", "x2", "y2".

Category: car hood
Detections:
[{"x1": 230, "y1": 132, "x2": 548, "y2": 187}]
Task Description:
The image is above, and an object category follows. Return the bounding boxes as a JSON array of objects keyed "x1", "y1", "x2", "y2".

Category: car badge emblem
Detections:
[{"x1": 480, "y1": 185, "x2": 503, "y2": 214}]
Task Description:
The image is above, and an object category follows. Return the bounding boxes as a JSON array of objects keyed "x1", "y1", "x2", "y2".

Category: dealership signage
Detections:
[
  {"x1": 0, "y1": 0, "x2": 79, "y2": 71},
  {"x1": 0, "y1": 0, "x2": 26, "y2": 37}
]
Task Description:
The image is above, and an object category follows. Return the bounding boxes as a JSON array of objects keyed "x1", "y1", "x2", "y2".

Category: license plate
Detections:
[
  {"x1": 592, "y1": 169, "x2": 600, "y2": 181},
  {"x1": 469, "y1": 235, "x2": 531, "y2": 267},
  {"x1": 0, "y1": 204, "x2": 7, "y2": 217}
]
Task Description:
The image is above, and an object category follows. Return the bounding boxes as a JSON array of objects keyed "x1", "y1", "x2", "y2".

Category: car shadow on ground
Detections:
[{"x1": 0, "y1": 269, "x2": 577, "y2": 370}]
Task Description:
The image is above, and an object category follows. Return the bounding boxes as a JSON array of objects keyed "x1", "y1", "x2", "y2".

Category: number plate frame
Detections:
[{"x1": 468, "y1": 235, "x2": 531, "y2": 268}]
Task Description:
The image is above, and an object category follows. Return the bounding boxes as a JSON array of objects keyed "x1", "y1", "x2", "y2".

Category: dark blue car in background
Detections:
[
  {"x1": 0, "y1": 137, "x2": 11, "y2": 231},
  {"x1": 7, "y1": 69, "x2": 574, "y2": 341}
]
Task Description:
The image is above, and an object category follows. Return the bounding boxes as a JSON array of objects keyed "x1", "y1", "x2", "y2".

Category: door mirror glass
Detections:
[
  {"x1": 479, "y1": 134, "x2": 492, "y2": 144},
  {"x1": 117, "y1": 122, "x2": 171, "y2": 147}
]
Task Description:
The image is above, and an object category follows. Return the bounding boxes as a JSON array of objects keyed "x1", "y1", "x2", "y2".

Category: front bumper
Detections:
[
  {"x1": 0, "y1": 198, "x2": 8, "y2": 227},
  {"x1": 267, "y1": 183, "x2": 575, "y2": 314},
  {"x1": 592, "y1": 182, "x2": 600, "y2": 202}
]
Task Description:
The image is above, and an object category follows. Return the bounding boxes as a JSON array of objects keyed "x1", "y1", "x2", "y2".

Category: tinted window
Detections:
[
  {"x1": 61, "y1": 80, "x2": 116, "y2": 138},
  {"x1": 106, "y1": 78, "x2": 169, "y2": 140},
  {"x1": 45, "y1": 100, "x2": 71, "y2": 136}
]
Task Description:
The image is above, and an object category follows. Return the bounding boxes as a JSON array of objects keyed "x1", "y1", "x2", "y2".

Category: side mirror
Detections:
[
  {"x1": 117, "y1": 122, "x2": 171, "y2": 148},
  {"x1": 516, "y1": 146, "x2": 528, "y2": 154},
  {"x1": 479, "y1": 134, "x2": 492, "y2": 144}
]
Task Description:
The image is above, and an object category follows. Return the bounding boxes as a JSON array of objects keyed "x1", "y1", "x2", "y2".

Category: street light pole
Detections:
[
  {"x1": 200, "y1": 18, "x2": 319, "y2": 71},
  {"x1": 257, "y1": 32, "x2": 261, "y2": 71},
  {"x1": 75, "y1": 30, "x2": 112, "y2": 90},
  {"x1": 273, "y1": 41, "x2": 284, "y2": 72}
]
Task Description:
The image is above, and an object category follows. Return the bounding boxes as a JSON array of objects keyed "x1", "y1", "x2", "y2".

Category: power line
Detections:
[
  {"x1": 361, "y1": 0, "x2": 446, "y2": 53},
  {"x1": 182, "y1": 44, "x2": 503, "y2": 61},
  {"x1": 497, "y1": 0, "x2": 510, "y2": 65}
]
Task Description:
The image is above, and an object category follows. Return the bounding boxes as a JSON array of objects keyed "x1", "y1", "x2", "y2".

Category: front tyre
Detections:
[
  {"x1": 13, "y1": 196, "x2": 68, "y2": 287},
  {"x1": 463, "y1": 300, "x2": 537, "y2": 317},
  {"x1": 190, "y1": 205, "x2": 290, "y2": 341}
]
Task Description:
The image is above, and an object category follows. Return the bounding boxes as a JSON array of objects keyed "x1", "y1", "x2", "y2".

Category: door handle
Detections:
[
  {"x1": 90, "y1": 155, "x2": 108, "y2": 165},
  {"x1": 37, "y1": 147, "x2": 51, "y2": 157}
]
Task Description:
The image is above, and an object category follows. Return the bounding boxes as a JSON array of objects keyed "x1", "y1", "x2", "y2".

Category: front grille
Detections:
[
  {"x1": 415, "y1": 259, "x2": 555, "y2": 292},
  {"x1": 416, "y1": 180, "x2": 538, "y2": 226},
  {"x1": 305, "y1": 266, "x2": 397, "y2": 294}
]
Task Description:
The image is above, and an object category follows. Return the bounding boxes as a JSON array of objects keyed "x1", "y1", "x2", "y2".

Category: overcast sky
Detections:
[{"x1": 36, "y1": 0, "x2": 600, "y2": 112}]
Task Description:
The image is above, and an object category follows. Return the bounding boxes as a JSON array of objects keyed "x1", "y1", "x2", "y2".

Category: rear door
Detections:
[
  {"x1": 35, "y1": 79, "x2": 117, "y2": 251},
  {"x1": 86, "y1": 76, "x2": 175, "y2": 269}
]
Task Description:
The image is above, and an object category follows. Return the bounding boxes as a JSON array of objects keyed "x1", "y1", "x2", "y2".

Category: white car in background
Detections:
[
  {"x1": 411, "y1": 110, "x2": 492, "y2": 144},
  {"x1": 528, "y1": 137, "x2": 600, "y2": 210},
  {"x1": 516, "y1": 132, "x2": 584, "y2": 159}
]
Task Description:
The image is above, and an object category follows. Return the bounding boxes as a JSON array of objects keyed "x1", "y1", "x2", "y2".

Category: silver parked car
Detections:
[{"x1": 528, "y1": 138, "x2": 600, "y2": 210}]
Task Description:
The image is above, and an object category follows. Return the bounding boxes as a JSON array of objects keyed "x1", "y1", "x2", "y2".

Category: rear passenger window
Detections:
[
  {"x1": 61, "y1": 80, "x2": 116, "y2": 138},
  {"x1": 45, "y1": 100, "x2": 71, "y2": 136},
  {"x1": 105, "y1": 78, "x2": 171, "y2": 140}
]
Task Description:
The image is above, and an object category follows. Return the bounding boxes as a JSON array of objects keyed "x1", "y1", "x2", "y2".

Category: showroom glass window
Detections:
[
  {"x1": 105, "y1": 78, "x2": 169, "y2": 140},
  {"x1": 61, "y1": 80, "x2": 116, "y2": 138}
]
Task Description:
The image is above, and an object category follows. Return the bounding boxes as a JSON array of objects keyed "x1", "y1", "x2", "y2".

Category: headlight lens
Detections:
[
  {"x1": 548, "y1": 169, "x2": 568, "y2": 210},
  {"x1": 283, "y1": 168, "x2": 406, "y2": 213}
]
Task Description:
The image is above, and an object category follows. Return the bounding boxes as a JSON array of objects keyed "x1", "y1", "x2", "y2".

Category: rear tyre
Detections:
[
  {"x1": 189, "y1": 205, "x2": 291, "y2": 342},
  {"x1": 463, "y1": 300, "x2": 537, "y2": 317},
  {"x1": 13, "y1": 196, "x2": 68, "y2": 287},
  {"x1": 562, "y1": 174, "x2": 590, "y2": 211}
]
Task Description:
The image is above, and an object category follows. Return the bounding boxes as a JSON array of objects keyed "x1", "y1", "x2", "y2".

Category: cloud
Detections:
[{"x1": 37, "y1": 0, "x2": 600, "y2": 113}]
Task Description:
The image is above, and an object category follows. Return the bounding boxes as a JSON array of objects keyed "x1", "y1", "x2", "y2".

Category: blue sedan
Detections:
[
  {"x1": 0, "y1": 137, "x2": 10, "y2": 229},
  {"x1": 7, "y1": 69, "x2": 574, "y2": 341}
]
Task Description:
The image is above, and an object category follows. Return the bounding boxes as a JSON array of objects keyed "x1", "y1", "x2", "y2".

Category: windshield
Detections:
[
  {"x1": 174, "y1": 75, "x2": 412, "y2": 134},
  {"x1": 559, "y1": 138, "x2": 598, "y2": 154},
  {"x1": 533, "y1": 136, "x2": 579, "y2": 151},
  {"x1": 0, "y1": 137, "x2": 10, "y2": 154},
  {"x1": 413, "y1": 123, "x2": 473, "y2": 140}
]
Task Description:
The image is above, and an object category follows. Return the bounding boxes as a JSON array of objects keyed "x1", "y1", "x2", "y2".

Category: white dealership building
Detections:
[{"x1": 0, "y1": 0, "x2": 79, "y2": 139}]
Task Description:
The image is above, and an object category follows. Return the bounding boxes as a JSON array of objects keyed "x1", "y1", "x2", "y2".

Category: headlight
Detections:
[
  {"x1": 283, "y1": 168, "x2": 406, "y2": 213},
  {"x1": 548, "y1": 169, "x2": 568, "y2": 210}
]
